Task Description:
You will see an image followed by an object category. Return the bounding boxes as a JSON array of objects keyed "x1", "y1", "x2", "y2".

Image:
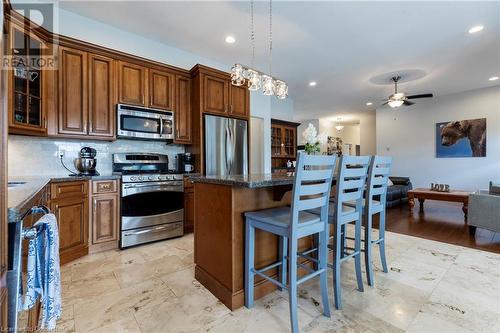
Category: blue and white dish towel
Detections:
[{"x1": 19, "y1": 213, "x2": 62, "y2": 330}]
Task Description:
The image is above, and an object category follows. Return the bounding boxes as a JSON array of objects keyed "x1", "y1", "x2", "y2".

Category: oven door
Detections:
[
  {"x1": 118, "y1": 108, "x2": 174, "y2": 140},
  {"x1": 121, "y1": 183, "x2": 184, "y2": 230}
]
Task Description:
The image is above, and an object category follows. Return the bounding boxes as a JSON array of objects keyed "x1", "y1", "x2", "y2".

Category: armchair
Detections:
[{"x1": 468, "y1": 182, "x2": 500, "y2": 235}]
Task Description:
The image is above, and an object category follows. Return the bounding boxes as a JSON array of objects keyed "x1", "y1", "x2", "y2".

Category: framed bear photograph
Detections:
[{"x1": 436, "y1": 118, "x2": 486, "y2": 158}]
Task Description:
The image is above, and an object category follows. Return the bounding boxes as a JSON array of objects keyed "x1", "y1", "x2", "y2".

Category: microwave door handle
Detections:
[{"x1": 159, "y1": 119, "x2": 163, "y2": 137}]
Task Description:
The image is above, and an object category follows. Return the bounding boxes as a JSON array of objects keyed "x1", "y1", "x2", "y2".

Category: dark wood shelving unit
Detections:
[{"x1": 271, "y1": 118, "x2": 300, "y2": 173}]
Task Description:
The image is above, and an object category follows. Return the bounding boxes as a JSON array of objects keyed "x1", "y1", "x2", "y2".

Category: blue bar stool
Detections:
[
  {"x1": 345, "y1": 156, "x2": 393, "y2": 286},
  {"x1": 244, "y1": 152, "x2": 336, "y2": 333},
  {"x1": 307, "y1": 155, "x2": 370, "y2": 310}
]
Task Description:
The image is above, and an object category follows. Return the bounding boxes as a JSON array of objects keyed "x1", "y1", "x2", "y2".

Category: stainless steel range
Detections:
[{"x1": 113, "y1": 153, "x2": 184, "y2": 248}]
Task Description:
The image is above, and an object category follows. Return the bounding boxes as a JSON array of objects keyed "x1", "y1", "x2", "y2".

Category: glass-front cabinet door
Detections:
[
  {"x1": 283, "y1": 127, "x2": 296, "y2": 157},
  {"x1": 9, "y1": 26, "x2": 46, "y2": 134},
  {"x1": 271, "y1": 125, "x2": 283, "y2": 156}
]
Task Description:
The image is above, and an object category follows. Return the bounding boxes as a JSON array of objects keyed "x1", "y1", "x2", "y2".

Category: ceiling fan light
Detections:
[{"x1": 388, "y1": 100, "x2": 404, "y2": 108}]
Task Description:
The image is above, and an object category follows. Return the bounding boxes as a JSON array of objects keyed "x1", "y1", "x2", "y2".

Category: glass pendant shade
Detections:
[
  {"x1": 247, "y1": 69, "x2": 261, "y2": 91},
  {"x1": 262, "y1": 75, "x2": 275, "y2": 96},
  {"x1": 335, "y1": 125, "x2": 344, "y2": 131},
  {"x1": 230, "y1": 64, "x2": 245, "y2": 86},
  {"x1": 388, "y1": 99, "x2": 404, "y2": 108},
  {"x1": 275, "y1": 80, "x2": 288, "y2": 99}
]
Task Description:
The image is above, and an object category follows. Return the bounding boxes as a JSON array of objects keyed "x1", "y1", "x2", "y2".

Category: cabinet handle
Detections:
[
  {"x1": 43, "y1": 117, "x2": 47, "y2": 128},
  {"x1": 150, "y1": 95, "x2": 153, "y2": 105}
]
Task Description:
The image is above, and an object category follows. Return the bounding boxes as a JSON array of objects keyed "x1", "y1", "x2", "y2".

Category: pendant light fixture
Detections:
[{"x1": 230, "y1": 0, "x2": 288, "y2": 100}]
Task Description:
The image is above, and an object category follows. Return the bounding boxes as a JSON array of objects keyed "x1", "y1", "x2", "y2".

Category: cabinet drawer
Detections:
[
  {"x1": 51, "y1": 181, "x2": 87, "y2": 199},
  {"x1": 92, "y1": 180, "x2": 118, "y2": 194}
]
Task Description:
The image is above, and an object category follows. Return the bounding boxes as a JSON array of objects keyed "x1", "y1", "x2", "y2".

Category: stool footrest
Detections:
[
  {"x1": 252, "y1": 268, "x2": 287, "y2": 290},
  {"x1": 257, "y1": 260, "x2": 284, "y2": 274},
  {"x1": 372, "y1": 238, "x2": 383, "y2": 244},
  {"x1": 297, "y1": 251, "x2": 319, "y2": 264},
  {"x1": 297, "y1": 268, "x2": 325, "y2": 285}
]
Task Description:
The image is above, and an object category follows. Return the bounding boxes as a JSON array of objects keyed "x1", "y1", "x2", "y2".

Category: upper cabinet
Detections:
[
  {"x1": 194, "y1": 66, "x2": 249, "y2": 119},
  {"x1": 174, "y1": 75, "x2": 192, "y2": 144},
  {"x1": 58, "y1": 46, "x2": 88, "y2": 135},
  {"x1": 8, "y1": 25, "x2": 47, "y2": 135},
  {"x1": 149, "y1": 69, "x2": 175, "y2": 110},
  {"x1": 88, "y1": 54, "x2": 115, "y2": 138},
  {"x1": 56, "y1": 48, "x2": 116, "y2": 140},
  {"x1": 117, "y1": 61, "x2": 147, "y2": 106},
  {"x1": 203, "y1": 73, "x2": 229, "y2": 115},
  {"x1": 229, "y1": 84, "x2": 249, "y2": 118}
]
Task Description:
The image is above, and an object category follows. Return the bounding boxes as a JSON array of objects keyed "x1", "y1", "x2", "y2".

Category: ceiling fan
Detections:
[{"x1": 383, "y1": 76, "x2": 433, "y2": 108}]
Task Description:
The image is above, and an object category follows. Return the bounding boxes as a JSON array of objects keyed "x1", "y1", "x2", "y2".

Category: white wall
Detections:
[
  {"x1": 319, "y1": 119, "x2": 360, "y2": 153},
  {"x1": 359, "y1": 112, "x2": 376, "y2": 155},
  {"x1": 376, "y1": 86, "x2": 500, "y2": 189}
]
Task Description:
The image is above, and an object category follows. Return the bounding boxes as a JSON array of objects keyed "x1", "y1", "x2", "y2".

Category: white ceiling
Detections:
[{"x1": 58, "y1": 1, "x2": 500, "y2": 121}]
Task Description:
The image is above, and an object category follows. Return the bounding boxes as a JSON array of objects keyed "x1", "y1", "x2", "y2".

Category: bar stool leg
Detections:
[
  {"x1": 278, "y1": 236, "x2": 288, "y2": 291},
  {"x1": 288, "y1": 237, "x2": 299, "y2": 333},
  {"x1": 379, "y1": 209, "x2": 388, "y2": 273},
  {"x1": 318, "y1": 229, "x2": 331, "y2": 317},
  {"x1": 354, "y1": 218, "x2": 364, "y2": 292},
  {"x1": 333, "y1": 222, "x2": 342, "y2": 310},
  {"x1": 364, "y1": 212, "x2": 374, "y2": 286},
  {"x1": 245, "y1": 220, "x2": 255, "y2": 308}
]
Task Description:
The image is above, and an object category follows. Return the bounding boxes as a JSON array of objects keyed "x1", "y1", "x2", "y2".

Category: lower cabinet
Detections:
[
  {"x1": 184, "y1": 177, "x2": 194, "y2": 233},
  {"x1": 50, "y1": 181, "x2": 89, "y2": 265},
  {"x1": 89, "y1": 180, "x2": 120, "y2": 253}
]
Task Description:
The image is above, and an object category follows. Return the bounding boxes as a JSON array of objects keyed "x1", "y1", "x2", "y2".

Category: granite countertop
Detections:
[
  {"x1": 8, "y1": 174, "x2": 121, "y2": 222},
  {"x1": 190, "y1": 173, "x2": 296, "y2": 188}
]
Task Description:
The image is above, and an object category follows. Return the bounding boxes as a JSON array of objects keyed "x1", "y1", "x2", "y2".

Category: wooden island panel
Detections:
[{"x1": 194, "y1": 182, "x2": 314, "y2": 310}]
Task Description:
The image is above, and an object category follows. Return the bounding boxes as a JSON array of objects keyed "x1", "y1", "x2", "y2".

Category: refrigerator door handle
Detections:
[{"x1": 225, "y1": 124, "x2": 232, "y2": 174}]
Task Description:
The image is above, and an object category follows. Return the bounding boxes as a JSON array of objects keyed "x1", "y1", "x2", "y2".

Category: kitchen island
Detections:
[{"x1": 191, "y1": 173, "x2": 317, "y2": 310}]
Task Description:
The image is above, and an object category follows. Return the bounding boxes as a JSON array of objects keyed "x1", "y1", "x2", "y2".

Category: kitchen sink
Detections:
[{"x1": 8, "y1": 181, "x2": 26, "y2": 189}]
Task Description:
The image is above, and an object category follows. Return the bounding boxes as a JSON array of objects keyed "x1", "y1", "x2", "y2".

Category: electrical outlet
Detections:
[{"x1": 58, "y1": 150, "x2": 65, "y2": 158}]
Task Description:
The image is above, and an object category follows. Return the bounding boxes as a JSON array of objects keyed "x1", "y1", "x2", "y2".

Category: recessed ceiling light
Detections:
[
  {"x1": 366, "y1": 102, "x2": 373, "y2": 106},
  {"x1": 488, "y1": 76, "x2": 499, "y2": 81},
  {"x1": 468, "y1": 25, "x2": 484, "y2": 34},
  {"x1": 225, "y1": 35, "x2": 236, "y2": 44},
  {"x1": 309, "y1": 81, "x2": 317, "y2": 86}
]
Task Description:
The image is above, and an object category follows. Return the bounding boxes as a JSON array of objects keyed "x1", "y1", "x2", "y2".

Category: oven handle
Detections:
[
  {"x1": 122, "y1": 184, "x2": 183, "y2": 196},
  {"x1": 123, "y1": 224, "x2": 174, "y2": 236}
]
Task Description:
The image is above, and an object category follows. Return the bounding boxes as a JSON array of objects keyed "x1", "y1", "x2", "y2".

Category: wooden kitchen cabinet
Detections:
[
  {"x1": 174, "y1": 75, "x2": 192, "y2": 144},
  {"x1": 229, "y1": 84, "x2": 250, "y2": 118},
  {"x1": 88, "y1": 54, "x2": 115, "y2": 138},
  {"x1": 271, "y1": 119, "x2": 300, "y2": 171},
  {"x1": 8, "y1": 25, "x2": 47, "y2": 136},
  {"x1": 118, "y1": 61, "x2": 147, "y2": 106},
  {"x1": 89, "y1": 180, "x2": 119, "y2": 253},
  {"x1": 149, "y1": 69, "x2": 175, "y2": 110},
  {"x1": 58, "y1": 46, "x2": 88, "y2": 136},
  {"x1": 184, "y1": 177, "x2": 194, "y2": 233},
  {"x1": 50, "y1": 181, "x2": 89, "y2": 265},
  {"x1": 203, "y1": 73, "x2": 229, "y2": 115}
]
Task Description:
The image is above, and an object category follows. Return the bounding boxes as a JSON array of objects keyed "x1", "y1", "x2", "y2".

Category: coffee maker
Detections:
[{"x1": 176, "y1": 153, "x2": 195, "y2": 173}]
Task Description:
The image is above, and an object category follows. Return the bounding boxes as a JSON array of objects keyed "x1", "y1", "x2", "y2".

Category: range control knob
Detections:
[
  {"x1": 130, "y1": 176, "x2": 136, "y2": 181},
  {"x1": 158, "y1": 176, "x2": 163, "y2": 181},
  {"x1": 138, "y1": 176, "x2": 144, "y2": 181},
  {"x1": 148, "y1": 176, "x2": 153, "y2": 180}
]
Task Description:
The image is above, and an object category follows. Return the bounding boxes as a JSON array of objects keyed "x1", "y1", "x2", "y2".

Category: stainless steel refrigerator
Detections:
[{"x1": 204, "y1": 115, "x2": 248, "y2": 176}]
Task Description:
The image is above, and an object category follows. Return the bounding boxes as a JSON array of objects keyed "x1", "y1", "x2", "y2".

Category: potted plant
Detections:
[{"x1": 302, "y1": 123, "x2": 327, "y2": 155}]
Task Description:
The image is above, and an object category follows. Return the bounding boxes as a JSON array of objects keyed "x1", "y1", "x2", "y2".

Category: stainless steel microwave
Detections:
[{"x1": 117, "y1": 104, "x2": 174, "y2": 140}]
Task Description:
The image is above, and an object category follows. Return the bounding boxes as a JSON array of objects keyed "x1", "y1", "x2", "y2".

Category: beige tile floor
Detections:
[{"x1": 57, "y1": 231, "x2": 500, "y2": 333}]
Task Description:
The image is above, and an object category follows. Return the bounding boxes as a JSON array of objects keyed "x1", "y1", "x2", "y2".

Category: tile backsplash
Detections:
[{"x1": 8, "y1": 135, "x2": 185, "y2": 177}]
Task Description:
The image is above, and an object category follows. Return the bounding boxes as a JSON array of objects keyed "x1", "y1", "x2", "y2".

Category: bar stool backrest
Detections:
[
  {"x1": 366, "y1": 156, "x2": 393, "y2": 207},
  {"x1": 334, "y1": 155, "x2": 371, "y2": 215},
  {"x1": 290, "y1": 152, "x2": 337, "y2": 231}
]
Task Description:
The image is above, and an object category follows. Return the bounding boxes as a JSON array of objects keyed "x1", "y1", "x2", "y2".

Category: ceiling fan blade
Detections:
[
  {"x1": 407, "y1": 93, "x2": 433, "y2": 99},
  {"x1": 403, "y1": 100, "x2": 415, "y2": 106},
  {"x1": 382, "y1": 101, "x2": 389, "y2": 105}
]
